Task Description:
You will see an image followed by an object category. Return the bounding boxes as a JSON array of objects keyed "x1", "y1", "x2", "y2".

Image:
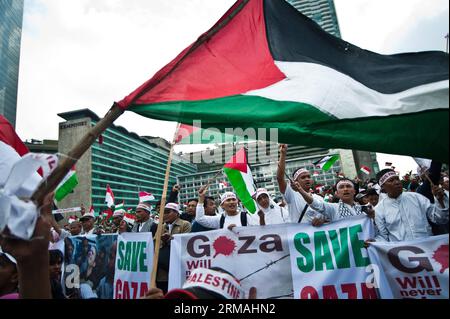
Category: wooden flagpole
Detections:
[
  {"x1": 150, "y1": 123, "x2": 180, "y2": 288},
  {"x1": 31, "y1": 103, "x2": 124, "y2": 206}
]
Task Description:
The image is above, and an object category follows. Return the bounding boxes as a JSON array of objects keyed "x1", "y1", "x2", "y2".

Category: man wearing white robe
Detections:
[
  {"x1": 255, "y1": 188, "x2": 290, "y2": 225},
  {"x1": 374, "y1": 169, "x2": 449, "y2": 242}
]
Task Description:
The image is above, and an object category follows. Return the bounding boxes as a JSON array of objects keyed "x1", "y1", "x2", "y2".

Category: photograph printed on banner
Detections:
[{"x1": 63, "y1": 234, "x2": 118, "y2": 299}]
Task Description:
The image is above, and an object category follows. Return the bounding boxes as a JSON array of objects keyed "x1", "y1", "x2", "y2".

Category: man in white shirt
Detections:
[
  {"x1": 374, "y1": 169, "x2": 449, "y2": 242},
  {"x1": 277, "y1": 144, "x2": 323, "y2": 224},
  {"x1": 196, "y1": 188, "x2": 259, "y2": 230}
]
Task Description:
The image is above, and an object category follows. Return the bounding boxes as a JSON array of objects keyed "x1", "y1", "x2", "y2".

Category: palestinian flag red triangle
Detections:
[{"x1": 224, "y1": 148, "x2": 248, "y2": 173}]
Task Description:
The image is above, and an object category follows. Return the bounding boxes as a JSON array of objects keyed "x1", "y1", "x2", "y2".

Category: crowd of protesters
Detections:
[{"x1": 1, "y1": 144, "x2": 448, "y2": 300}]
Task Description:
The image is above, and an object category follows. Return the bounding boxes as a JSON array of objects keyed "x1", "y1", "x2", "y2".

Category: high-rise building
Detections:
[
  {"x1": 286, "y1": 0, "x2": 341, "y2": 37},
  {"x1": 0, "y1": 0, "x2": 24, "y2": 128},
  {"x1": 57, "y1": 109, "x2": 197, "y2": 212}
]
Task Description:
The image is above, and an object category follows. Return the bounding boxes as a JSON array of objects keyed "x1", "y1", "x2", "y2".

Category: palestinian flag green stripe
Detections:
[
  {"x1": 223, "y1": 167, "x2": 257, "y2": 214},
  {"x1": 130, "y1": 97, "x2": 448, "y2": 161},
  {"x1": 55, "y1": 170, "x2": 79, "y2": 202}
]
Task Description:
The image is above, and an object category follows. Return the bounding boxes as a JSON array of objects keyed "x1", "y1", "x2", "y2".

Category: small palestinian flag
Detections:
[
  {"x1": 139, "y1": 191, "x2": 155, "y2": 203},
  {"x1": 105, "y1": 184, "x2": 115, "y2": 208},
  {"x1": 55, "y1": 166, "x2": 79, "y2": 202},
  {"x1": 219, "y1": 181, "x2": 229, "y2": 190},
  {"x1": 313, "y1": 171, "x2": 320, "y2": 177},
  {"x1": 314, "y1": 155, "x2": 339, "y2": 171},
  {"x1": 223, "y1": 148, "x2": 257, "y2": 214},
  {"x1": 102, "y1": 209, "x2": 113, "y2": 220},
  {"x1": 360, "y1": 166, "x2": 371, "y2": 175},
  {"x1": 89, "y1": 205, "x2": 99, "y2": 218}
]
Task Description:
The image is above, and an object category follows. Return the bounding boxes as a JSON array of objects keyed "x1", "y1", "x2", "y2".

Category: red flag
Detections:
[{"x1": 0, "y1": 115, "x2": 29, "y2": 156}]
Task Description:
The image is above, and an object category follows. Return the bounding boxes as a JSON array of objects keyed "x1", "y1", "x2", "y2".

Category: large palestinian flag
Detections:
[{"x1": 117, "y1": 0, "x2": 449, "y2": 161}]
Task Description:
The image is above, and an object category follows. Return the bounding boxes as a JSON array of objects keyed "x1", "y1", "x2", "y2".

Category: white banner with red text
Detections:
[{"x1": 367, "y1": 235, "x2": 448, "y2": 299}]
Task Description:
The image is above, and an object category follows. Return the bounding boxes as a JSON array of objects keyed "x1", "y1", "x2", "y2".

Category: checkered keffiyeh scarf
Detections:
[{"x1": 338, "y1": 201, "x2": 363, "y2": 219}]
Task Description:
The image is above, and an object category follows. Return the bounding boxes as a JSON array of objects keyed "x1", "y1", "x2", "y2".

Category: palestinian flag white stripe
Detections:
[{"x1": 245, "y1": 62, "x2": 449, "y2": 119}]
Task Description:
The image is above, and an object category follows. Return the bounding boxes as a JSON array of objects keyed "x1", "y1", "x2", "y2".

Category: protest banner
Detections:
[
  {"x1": 52, "y1": 207, "x2": 82, "y2": 215},
  {"x1": 114, "y1": 232, "x2": 154, "y2": 299},
  {"x1": 169, "y1": 224, "x2": 294, "y2": 299},
  {"x1": 368, "y1": 234, "x2": 449, "y2": 299},
  {"x1": 64, "y1": 234, "x2": 118, "y2": 299},
  {"x1": 287, "y1": 216, "x2": 377, "y2": 299}
]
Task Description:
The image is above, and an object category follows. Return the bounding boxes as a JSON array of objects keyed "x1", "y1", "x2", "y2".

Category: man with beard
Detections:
[
  {"x1": 374, "y1": 169, "x2": 448, "y2": 242},
  {"x1": 277, "y1": 144, "x2": 324, "y2": 224}
]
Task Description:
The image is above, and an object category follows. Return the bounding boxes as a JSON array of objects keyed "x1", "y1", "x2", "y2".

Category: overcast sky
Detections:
[{"x1": 16, "y1": 0, "x2": 449, "y2": 175}]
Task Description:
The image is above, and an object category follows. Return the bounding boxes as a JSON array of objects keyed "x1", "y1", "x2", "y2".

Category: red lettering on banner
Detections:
[
  {"x1": 341, "y1": 283, "x2": 357, "y2": 299},
  {"x1": 115, "y1": 279, "x2": 122, "y2": 299},
  {"x1": 131, "y1": 282, "x2": 139, "y2": 299},
  {"x1": 204, "y1": 274, "x2": 213, "y2": 285},
  {"x1": 300, "y1": 286, "x2": 319, "y2": 299},
  {"x1": 123, "y1": 281, "x2": 130, "y2": 299},
  {"x1": 140, "y1": 282, "x2": 149, "y2": 297},
  {"x1": 323, "y1": 285, "x2": 339, "y2": 299},
  {"x1": 300, "y1": 283, "x2": 378, "y2": 299},
  {"x1": 361, "y1": 284, "x2": 378, "y2": 299},
  {"x1": 115, "y1": 280, "x2": 145, "y2": 299}
]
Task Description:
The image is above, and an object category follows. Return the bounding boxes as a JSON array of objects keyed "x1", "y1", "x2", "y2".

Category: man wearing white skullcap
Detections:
[
  {"x1": 277, "y1": 144, "x2": 324, "y2": 224},
  {"x1": 374, "y1": 169, "x2": 449, "y2": 242},
  {"x1": 195, "y1": 188, "x2": 259, "y2": 230}
]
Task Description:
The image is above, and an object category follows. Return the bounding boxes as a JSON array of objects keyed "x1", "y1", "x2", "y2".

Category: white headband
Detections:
[
  {"x1": 336, "y1": 180, "x2": 354, "y2": 189},
  {"x1": 293, "y1": 168, "x2": 309, "y2": 181},
  {"x1": 220, "y1": 192, "x2": 237, "y2": 205},
  {"x1": 444, "y1": 177, "x2": 449, "y2": 183},
  {"x1": 379, "y1": 171, "x2": 398, "y2": 186},
  {"x1": 136, "y1": 203, "x2": 152, "y2": 213},
  {"x1": 183, "y1": 268, "x2": 245, "y2": 299}
]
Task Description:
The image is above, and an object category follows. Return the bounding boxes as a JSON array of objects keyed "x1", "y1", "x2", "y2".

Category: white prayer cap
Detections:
[
  {"x1": 220, "y1": 192, "x2": 237, "y2": 205},
  {"x1": 136, "y1": 202, "x2": 152, "y2": 214},
  {"x1": 165, "y1": 202, "x2": 180, "y2": 214}
]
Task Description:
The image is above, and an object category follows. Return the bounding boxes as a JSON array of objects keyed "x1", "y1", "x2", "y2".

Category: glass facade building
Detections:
[
  {"x1": 0, "y1": 0, "x2": 24, "y2": 128},
  {"x1": 58, "y1": 109, "x2": 197, "y2": 212},
  {"x1": 286, "y1": 0, "x2": 341, "y2": 37}
]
